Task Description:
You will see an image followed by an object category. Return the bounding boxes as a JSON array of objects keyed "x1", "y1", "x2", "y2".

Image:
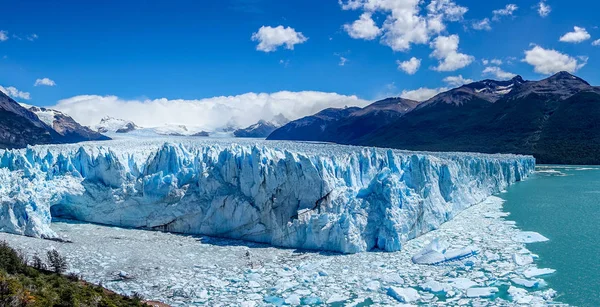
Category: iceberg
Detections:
[
  {"x1": 0, "y1": 139, "x2": 535, "y2": 253},
  {"x1": 411, "y1": 238, "x2": 479, "y2": 265}
]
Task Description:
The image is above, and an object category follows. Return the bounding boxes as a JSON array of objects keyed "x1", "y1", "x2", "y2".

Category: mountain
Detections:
[
  {"x1": 95, "y1": 117, "x2": 139, "y2": 133},
  {"x1": 268, "y1": 72, "x2": 600, "y2": 165},
  {"x1": 267, "y1": 98, "x2": 419, "y2": 143},
  {"x1": 0, "y1": 91, "x2": 57, "y2": 148},
  {"x1": 24, "y1": 105, "x2": 110, "y2": 143},
  {"x1": 267, "y1": 107, "x2": 360, "y2": 141},
  {"x1": 234, "y1": 114, "x2": 289, "y2": 138},
  {"x1": 357, "y1": 72, "x2": 600, "y2": 164}
]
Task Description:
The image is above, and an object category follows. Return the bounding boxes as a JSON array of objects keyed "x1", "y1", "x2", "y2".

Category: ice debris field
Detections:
[{"x1": 0, "y1": 138, "x2": 561, "y2": 305}]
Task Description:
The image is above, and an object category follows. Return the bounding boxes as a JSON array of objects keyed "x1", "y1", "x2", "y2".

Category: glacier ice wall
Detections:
[{"x1": 0, "y1": 141, "x2": 535, "y2": 253}]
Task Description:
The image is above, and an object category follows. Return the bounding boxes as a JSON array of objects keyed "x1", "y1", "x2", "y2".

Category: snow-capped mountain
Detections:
[
  {"x1": 95, "y1": 116, "x2": 140, "y2": 133},
  {"x1": 416, "y1": 75, "x2": 526, "y2": 109},
  {"x1": 0, "y1": 90, "x2": 109, "y2": 149},
  {"x1": 233, "y1": 114, "x2": 289, "y2": 138},
  {"x1": 23, "y1": 105, "x2": 110, "y2": 143}
]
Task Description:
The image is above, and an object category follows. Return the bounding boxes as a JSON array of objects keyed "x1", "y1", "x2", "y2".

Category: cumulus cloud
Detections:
[
  {"x1": 251, "y1": 26, "x2": 308, "y2": 52},
  {"x1": 0, "y1": 30, "x2": 8, "y2": 42},
  {"x1": 537, "y1": 1, "x2": 551, "y2": 17},
  {"x1": 490, "y1": 58, "x2": 502, "y2": 65},
  {"x1": 339, "y1": 0, "x2": 467, "y2": 52},
  {"x1": 343, "y1": 12, "x2": 381, "y2": 40},
  {"x1": 0, "y1": 85, "x2": 31, "y2": 100},
  {"x1": 492, "y1": 4, "x2": 518, "y2": 21},
  {"x1": 429, "y1": 35, "x2": 474, "y2": 72},
  {"x1": 472, "y1": 18, "x2": 492, "y2": 31},
  {"x1": 482, "y1": 66, "x2": 517, "y2": 79},
  {"x1": 397, "y1": 57, "x2": 421, "y2": 74},
  {"x1": 559, "y1": 26, "x2": 591, "y2": 43},
  {"x1": 400, "y1": 86, "x2": 449, "y2": 101},
  {"x1": 523, "y1": 45, "x2": 587, "y2": 75},
  {"x1": 50, "y1": 91, "x2": 370, "y2": 130},
  {"x1": 34, "y1": 78, "x2": 56, "y2": 87},
  {"x1": 593, "y1": 39, "x2": 600, "y2": 46},
  {"x1": 443, "y1": 75, "x2": 473, "y2": 87}
]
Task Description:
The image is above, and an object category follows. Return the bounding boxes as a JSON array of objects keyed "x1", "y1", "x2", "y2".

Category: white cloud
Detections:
[
  {"x1": 400, "y1": 86, "x2": 449, "y2": 101},
  {"x1": 50, "y1": 91, "x2": 370, "y2": 130},
  {"x1": 472, "y1": 18, "x2": 491, "y2": 31},
  {"x1": 492, "y1": 4, "x2": 518, "y2": 21},
  {"x1": 490, "y1": 58, "x2": 502, "y2": 65},
  {"x1": 339, "y1": 0, "x2": 467, "y2": 52},
  {"x1": 426, "y1": 0, "x2": 468, "y2": 22},
  {"x1": 251, "y1": 26, "x2": 308, "y2": 52},
  {"x1": 429, "y1": 34, "x2": 474, "y2": 72},
  {"x1": 537, "y1": 1, "x2": 551, "y2": 17},
  {"x1": 482, "y1": 59, "x2": 489, "y2": 65},
  {"x1": 0, "y1": 30, "x2": 8, "y2": 42},
  {"x1": 343, "y1": 12, "x2": 381, "y2": 40},
  {"x1": 443, "y1": 75, "x2": 473, "y2": 87},
  {"x1": 559, "y1": 26, "x2": 591, "y2": 43},
  {"x1": 523, "y1": 45, "x2": 587, "y2": 75},
  {"x1": 339, "y1": 56, "x2": 349, "y2": 66},
  {"x1": 397, "y1": 57, "x2": 421, "y2": 74},
  {"x1": 593, "y1": 39, "x2": 600, "y2": 46},
  {"x1": 27, "y1": 34, "x2": 38, "y2": 41},
  {"x1": 482, "y1": 66, "x2": 517, "y2": 79},
  {"x1": 34, "y1": 78, "x2": 56, "y2": 87},
  {"x1": 0, "y1": 85, "x2": 31, "y2": 100}
]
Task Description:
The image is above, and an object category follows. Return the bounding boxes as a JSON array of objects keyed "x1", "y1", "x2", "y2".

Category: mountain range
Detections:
[
  {"x1": 268, "y1": 72, "x2": 600, "y2": 165},
  {"x1": 0, "y1": 91, "x2": 108, "y2": 149}
]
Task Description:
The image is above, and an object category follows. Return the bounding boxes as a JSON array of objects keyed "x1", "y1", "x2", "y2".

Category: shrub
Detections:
[
  {"x1": 31, "y1": 254, "x2": 47, "y2": 271},
  {"x1": 47, "y1": 249, "x2": 68, "y2": 274},
  {"x1": 0, "y1": 241, "x2": 26, "y2": 274}
]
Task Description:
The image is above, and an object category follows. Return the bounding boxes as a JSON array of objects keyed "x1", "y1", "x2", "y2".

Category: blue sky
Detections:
[{"x1": 1, "y1": 0, "x2": 599, "y2": 128}]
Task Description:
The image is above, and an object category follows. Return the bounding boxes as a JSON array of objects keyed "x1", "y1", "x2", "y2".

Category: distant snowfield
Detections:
[{"x1": 0, "y1": 196, "x2": 561, "y2": 306}]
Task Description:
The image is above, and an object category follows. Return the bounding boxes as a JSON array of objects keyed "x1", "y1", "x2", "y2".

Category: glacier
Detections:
[{"x1": 0, "y1": 139, "x2": 535, "y2": 253}]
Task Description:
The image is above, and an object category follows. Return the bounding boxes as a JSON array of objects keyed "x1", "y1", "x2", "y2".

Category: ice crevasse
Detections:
[{"x1": 0, "y1": 141, "x2": 535, "y2": 253}]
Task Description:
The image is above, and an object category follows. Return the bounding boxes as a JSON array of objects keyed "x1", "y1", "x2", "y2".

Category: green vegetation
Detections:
[{"x1": 0, "y1": 241, "x2": 147, "y2": 307}]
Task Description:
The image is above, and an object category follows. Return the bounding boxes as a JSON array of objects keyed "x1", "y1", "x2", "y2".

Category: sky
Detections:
[{"x1": 1, "y1": 0, "x2": 599, "y2": 129}]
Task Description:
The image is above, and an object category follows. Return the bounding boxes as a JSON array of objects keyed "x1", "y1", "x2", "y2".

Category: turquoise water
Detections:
[{"x1": 501, "y1": 166, "x2": 600, "y2": 307}]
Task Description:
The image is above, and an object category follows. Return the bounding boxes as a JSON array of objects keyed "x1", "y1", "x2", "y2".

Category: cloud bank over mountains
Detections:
[{"x1": 51, "y1": 91, "x2": 369, "y2": 130}]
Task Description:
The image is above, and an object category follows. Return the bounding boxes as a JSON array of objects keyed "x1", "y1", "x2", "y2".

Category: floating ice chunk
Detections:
[
  {"x1": 466, "y1": 287, "x2": 498, "y2": 298},
  {"x1": 365, "y1": 280, "x2": 381, "y2": 291},
  {"x1": 512, "y1": 278, "x2": 545, "y2": 288},
  {"x1": 523, "y1": 268, "x2": 556, "y2": 278},
  {"x1": 508, "y1": 286, "x2": 534, "y2": 304},
  {"x1": 420, "y1": 280, "x2": 451, "y2": 293},
  {"x1": 512, "y1": 253, "x2": 534, "y2": 266},
  {"x1": 387, "y1": 287, "x2": 420, "y2": 302},
  {"x1": 412, "y1": 238, "x2": 478, "y2": 265},
  {"x1": 513, "y1": 232, "x2": 549, "y2": 243},
  {"x1": 326, "y1": 294, "x2": 349, "y2": 304},
  {"x1": 285, "y1": 294, "x2": 301, "y2": 305},
  {"x1": 448, "y1": 278, "x2": 477, "y2": 290}
]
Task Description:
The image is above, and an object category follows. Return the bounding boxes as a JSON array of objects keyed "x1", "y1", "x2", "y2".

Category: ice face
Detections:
[{"x1": 0, "y1": 139, "x2": 535, "y2": 253}]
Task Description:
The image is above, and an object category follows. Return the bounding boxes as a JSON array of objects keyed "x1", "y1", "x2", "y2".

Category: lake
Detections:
[{"x1": 502, "y1": 165, "x2": 600, "y2": 307}]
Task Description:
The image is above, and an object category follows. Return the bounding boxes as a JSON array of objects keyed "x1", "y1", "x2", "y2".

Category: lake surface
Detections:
[{"x1": 502, "y1": 165, "x2": 600, "y2": 307}]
